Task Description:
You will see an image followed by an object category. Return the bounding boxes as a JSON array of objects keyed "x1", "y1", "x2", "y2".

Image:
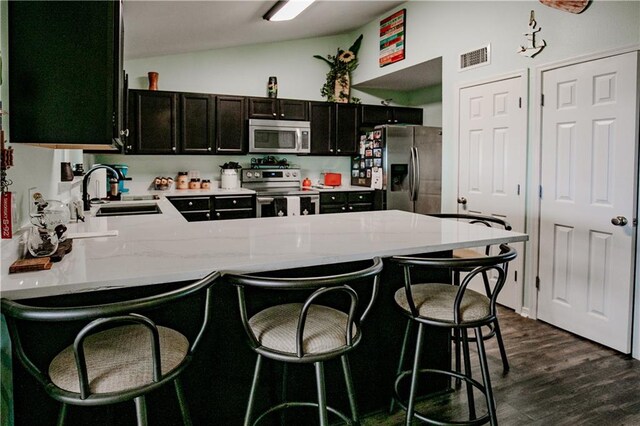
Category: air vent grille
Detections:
[{"x1": 459, "y1": 44, "x2": 490, "y2": 71}]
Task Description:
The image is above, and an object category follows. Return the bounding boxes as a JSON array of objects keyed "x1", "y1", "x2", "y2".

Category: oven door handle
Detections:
[{"x1": 257, "y1": 197, "x2": 275, "y2": 204}]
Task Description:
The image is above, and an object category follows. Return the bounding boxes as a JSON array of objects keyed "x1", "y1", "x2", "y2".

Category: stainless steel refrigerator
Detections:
[{"x1": 351, "y1": 125, "x2": 442, "y2": 214}]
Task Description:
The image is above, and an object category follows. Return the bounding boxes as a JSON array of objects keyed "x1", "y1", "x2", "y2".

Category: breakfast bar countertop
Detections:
[{"x1": 0, "y1": 210, "x2": 527, "y2": 300}]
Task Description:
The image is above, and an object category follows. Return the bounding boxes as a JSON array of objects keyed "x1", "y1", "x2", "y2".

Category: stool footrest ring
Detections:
[
  {"x1": 392, "y1": 368, "x2": 490, "y2": 426},
  {"x1": 252, "y1": 401, "x2": 354, "y2": 426}
]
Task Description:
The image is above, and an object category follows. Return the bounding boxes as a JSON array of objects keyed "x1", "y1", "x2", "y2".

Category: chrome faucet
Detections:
[{"x1": 82, "y1": 164, "x2": 119, "y2": 211}]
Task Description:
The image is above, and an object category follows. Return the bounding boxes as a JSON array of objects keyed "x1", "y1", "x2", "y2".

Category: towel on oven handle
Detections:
[{"x1": 285, "y1": 196, "x2": 300, "y2": 216}]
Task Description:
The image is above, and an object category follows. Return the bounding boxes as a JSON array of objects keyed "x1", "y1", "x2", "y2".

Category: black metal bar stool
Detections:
[
  {"x1": 430, "y1": 213, "x2": 513, "y2": 376},
  {"x1": 225, "y1": 258, "x2": 383, "y2": 426},
  {"x1": 1, "y1": 270, "x2": 220, "y2": 426},
  {"x1": 390, "y1": 244, "x2": 516, "y2": 426}
]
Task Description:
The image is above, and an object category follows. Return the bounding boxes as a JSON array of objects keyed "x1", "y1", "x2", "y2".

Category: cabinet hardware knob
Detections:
[
  {"x1": 457, "y1": 197, "x2": 467, "y2": 205},
  {"x1": 120, "y1": 129, "x2": 129, "y2": 137},
  {"x1": 188, "y1": 202, "x2": 193, "y2": 206},
  {"x1": 331, "y1": 196, "x2": 336, "y2": 200},
  {"x1": 233, "y1": 200, "x2": 237, "y2": 204},
  {"x1": 272, "y1": 112, "x2": 277, "y2": 116},
  {"x1": 611, "y1": 216, "x2": 628, "y2": 226},
  {"x1": 216, "y1": 212, "x2": 221, "y2": 217},
  {"x1": 280, "y1": 113, "x2": 285, "y2": 117},
  {"x1": 337, "y1": 149, "x2": 341, "y2": 152},
  {"x1": 349, "y1": 206, "x2": 353, "y2": 210},
  {"x1": 172, "y1": 146, "x2": 176, "y2": 152},
  {"x1": 359, "y1": 196, "x2": 363, "y2": 199},
  {"x1": 207, "y1": 147, "x2": 212, "y2": 151},
  {"x1": 206, "y1": 213, "x2": 210, "y2": 218},
  {"x1": 329, "y1": 149, "x2": 334, "y2": 152},
  {"x1": 342, "y1": 206, "x2": 346, "y2": 210}
]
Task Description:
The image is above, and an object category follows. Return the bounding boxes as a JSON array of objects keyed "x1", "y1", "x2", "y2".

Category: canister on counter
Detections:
[
  {"x1": 189, "y1": 178, "x2": 201, "y2": 190},
  {"x1": 201, "y1": 179, "x2": 211, "y2": 189},
  {"x1": 176, "y1": 172, "x2": 189, "y2": 189}
]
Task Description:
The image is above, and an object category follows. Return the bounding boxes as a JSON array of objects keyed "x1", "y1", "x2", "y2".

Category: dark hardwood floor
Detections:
[{"x1": 363, "y1": 307, "x2": 640, "y2": 425}]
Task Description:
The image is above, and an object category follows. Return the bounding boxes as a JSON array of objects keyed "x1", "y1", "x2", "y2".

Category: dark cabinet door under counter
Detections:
[
  {"x1": 213, "y1": 195, "x2": 256, "y2": 220},
  {"x1": 167, "y1": 196, "x2": 212, "y2": 222}
]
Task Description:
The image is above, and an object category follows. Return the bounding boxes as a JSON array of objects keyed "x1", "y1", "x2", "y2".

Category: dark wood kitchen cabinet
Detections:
[
  {"x1": 216, "y1": 96, "x2": 247, "y2": 154},
  {"x1": 248, "y1": 98, "x2": 309, "y2": 121},
  {"x1": 309, "y1": 102, "x2": 360, "y2": 155},
  {"x1": 212, "y1": 195, "x2": 255, "y2": 220},
  {"x1": 8, "y1": 0, "x2": 125, "y2": 150},
  {"x1": 128, "y1": 90, "x2": 178, "y2": 154},
  {"x1": 167, "y1": 196, "x2": 212, "y2": 222},
  {"x1": 180, "y1": 93, "x2": 216, "y2": 154},
  {"x1": 127, "y1": 91, "x2": 245, "y2": 154},
  {"x1": 319, "y1": 190, "x2": 374, "y2": 213},
  {"x1": 360, "y1": 105, "x2": 423, "y2": 126}
]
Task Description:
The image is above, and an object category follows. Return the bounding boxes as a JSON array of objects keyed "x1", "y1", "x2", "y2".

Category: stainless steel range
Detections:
[{"x1": 241, "y1": 168, "x2": 319, "y2": 218}]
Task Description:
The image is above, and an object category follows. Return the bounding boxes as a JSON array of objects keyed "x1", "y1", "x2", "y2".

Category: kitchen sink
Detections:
[{"x1": 95, "y1": 203, "x2": 162, "y2": 217}]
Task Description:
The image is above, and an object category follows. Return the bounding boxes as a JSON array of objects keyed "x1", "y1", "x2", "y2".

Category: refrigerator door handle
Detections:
[
  {"x1": 408, "y1": 147, "x2": 415, "y2": 201},
  {"x1": 412, "y1": 146, "x2": 420, "y2": 201}
]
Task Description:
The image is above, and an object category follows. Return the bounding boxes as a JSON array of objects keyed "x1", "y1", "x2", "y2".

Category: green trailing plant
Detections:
[{"x1": 314, "y1": 34, "x2": 363, "y2": 103}]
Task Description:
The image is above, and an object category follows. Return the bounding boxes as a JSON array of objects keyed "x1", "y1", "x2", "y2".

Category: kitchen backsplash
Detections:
[{"x1": 92, "y1": 154, "x2": 352, "y2": 189}]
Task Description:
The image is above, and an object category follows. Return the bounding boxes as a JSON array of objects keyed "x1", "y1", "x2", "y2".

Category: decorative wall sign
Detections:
[
  {"x1": 379, "y1": 9, "x2": 406, "y2": 67},
  {"x1": 539, "y1": 0, "x2": 590, "y2": 14},
  {"x1": 518, "y1": 10, "x2": 546, "y2": 58}
]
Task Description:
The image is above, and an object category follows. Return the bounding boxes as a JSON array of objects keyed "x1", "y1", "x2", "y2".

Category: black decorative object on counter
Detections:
[
  {"x1": 60, "y1": 162, "x2": 74, "y2": 182},
  {"x1": 250, "y1": 156, "x2": 290, "y2": 169}
]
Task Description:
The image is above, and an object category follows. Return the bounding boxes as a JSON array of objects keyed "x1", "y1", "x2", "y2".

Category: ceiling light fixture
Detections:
[{"x1": 263, "y1": 0, "x2": 315, "y2": 22}]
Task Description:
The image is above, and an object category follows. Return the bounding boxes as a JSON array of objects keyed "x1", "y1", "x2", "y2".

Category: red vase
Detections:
[{"x1": 148, "y1": 72, "x2": 159, "y2": 91}]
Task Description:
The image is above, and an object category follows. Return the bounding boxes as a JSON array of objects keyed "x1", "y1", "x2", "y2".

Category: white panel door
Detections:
[
  {"x1": 538, "y1": 52, "x2": 638, "y2": 353},
  {"x1": 458, "y1": 76, "x2": 527, "y2": 309}
]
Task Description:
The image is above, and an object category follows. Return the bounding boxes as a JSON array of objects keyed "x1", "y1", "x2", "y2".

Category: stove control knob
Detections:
[
  {"x1": 285, "y1": 172, "x2": 290, "y2": 177},
  {"x1": 292, "y1": 171, "x2": 298, "y2": 177},
  {"x1": 245, "y1": 172, "x2": 252, "y2": 178}
]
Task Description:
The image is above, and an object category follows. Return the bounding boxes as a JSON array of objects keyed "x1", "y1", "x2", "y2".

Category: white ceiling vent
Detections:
[{"x1": 459, "y1": 44, "x2": 491, "y2": 71}]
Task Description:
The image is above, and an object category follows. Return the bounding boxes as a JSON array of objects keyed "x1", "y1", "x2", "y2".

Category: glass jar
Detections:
[
  {"x1": 189, "y1": 178, "x2": 201, "y2": 189},
  {"x1": 176, "y1": 172, "x2": 189, "y2": 190},
  {"x1": 27, "y1": 227, "x2": 59, "y2": 257},
  {"x1": 201, "y1": 179, "x2": 211, "y2": 189}
]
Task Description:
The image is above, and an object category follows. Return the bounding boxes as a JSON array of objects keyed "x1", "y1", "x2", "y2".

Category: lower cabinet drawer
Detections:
[
  {"x1": 181, "y1": 211, "x2": 212, "y2": 222},
  {"x1": 348, "y1": 191, "x2": 373, "y2": 204},
  {"x1": 348, "y1": 203, "x2": 372, "y2": 212},
  {"x1": 213, "y1": 209, "x2": 254, "y2": 220},
  {"x1": 320, "y1": 204, "x2": 347, "y2": 214},
  {"x1": 320, "y1": 192, "x2": 347, "y2": 204},
  {"x1": 168, "y1": 196, "x2": 211, "y2": 211},
  {"x1": 214, "y1": 196, "x2": 254, "y2": 210}
]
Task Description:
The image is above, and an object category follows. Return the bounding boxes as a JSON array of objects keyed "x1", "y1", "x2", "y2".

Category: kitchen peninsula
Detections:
[{"x1": 1, "y1": 208, "x2": 527, "y2": 424}]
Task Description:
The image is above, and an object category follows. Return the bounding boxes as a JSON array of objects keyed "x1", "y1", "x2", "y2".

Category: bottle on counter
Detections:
[
  {"x1": 201, "y1": 179, "x2": 211, "y2": 189},
  {"x1": 176, "y1": 172, "x2": 189, "y2": 189},
  {"x1": 189, "y1": 178, "x2": 201, "y2": 190}
]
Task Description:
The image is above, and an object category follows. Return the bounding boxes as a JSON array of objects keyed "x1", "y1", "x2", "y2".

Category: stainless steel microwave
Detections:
[{"x1": 248, "y1": 119, "x2": 311, "y2": 154}]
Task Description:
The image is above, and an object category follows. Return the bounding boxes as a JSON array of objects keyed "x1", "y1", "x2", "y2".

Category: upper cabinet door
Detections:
[
  {"x1": 278, "y1": 100, "x2": 309, "y2": 121},
  {"x1": 216, "y1": 96, "x2": 246, "y2": 153},
  {"x1": 8, "y1": 0, "x2": 123, "y2": 149},
  {"x1": 335, "y1": 104, "x2": 360, "y2": 155},
  {"x1": 180, "y1": 93, "x2": 215, "y2": 154},
  {"x1": 248, "y1": 98, "x2": 278, "y2": 119},
  {"x1": 130, "y1": 91, "x2": 178, "y2": 154},
  {"x1": 360, "y1": 105, "x2": 393, "y2": 126},
  {"x1": 393, "y1": 107, "x2": 423, "y2": 125},
  {"x1": 309, "y1": 102, "x2": 335, "y2": 155}
]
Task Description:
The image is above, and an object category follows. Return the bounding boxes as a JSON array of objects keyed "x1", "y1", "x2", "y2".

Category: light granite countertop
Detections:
[{"x1": 1, "y1": 201, "x2": 527, "y2": 300}]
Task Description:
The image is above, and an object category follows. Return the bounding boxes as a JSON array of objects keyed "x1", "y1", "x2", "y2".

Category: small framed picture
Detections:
[
  {"x1": 365, "y1": 159, "x2": 373, "y2": 167},
  {"x1": 374, "y1": 158, "x2": 382, "y2": 167},
  {"x1": 374, "y1": 149, "x2": 382, "y2": 158},
  {"x1": 373, "y1": 140, "x2": 381, "y2": 148},
  {"x1": 352, "y1": 170, "x2": 359, "y2": 178},
  {"x1": 360, "y1": 171, "x2": 365, "y2": 178},
  {"x1": 366, "y1": 169, "x2": 372, "y2": 178},
  {"x1": 360, "y1": 161, "x2": 366, "y2": 168},
  {"x1": 365, "y1": 149, "x2": 373, "y2": 157}
]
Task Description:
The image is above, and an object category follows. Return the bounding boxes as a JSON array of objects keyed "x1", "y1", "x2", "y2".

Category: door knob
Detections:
[
  {"x1": 611, "y1": 216, "x2": 628, "y2": 226},
  {"x1": 457, "y1": 197, "x2": 467, "y2": 205}
]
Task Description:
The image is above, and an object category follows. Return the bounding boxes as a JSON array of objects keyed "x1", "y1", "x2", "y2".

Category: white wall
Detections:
[{"x1": 352, "y1": 0, "x2": 640, "y2": 211}]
